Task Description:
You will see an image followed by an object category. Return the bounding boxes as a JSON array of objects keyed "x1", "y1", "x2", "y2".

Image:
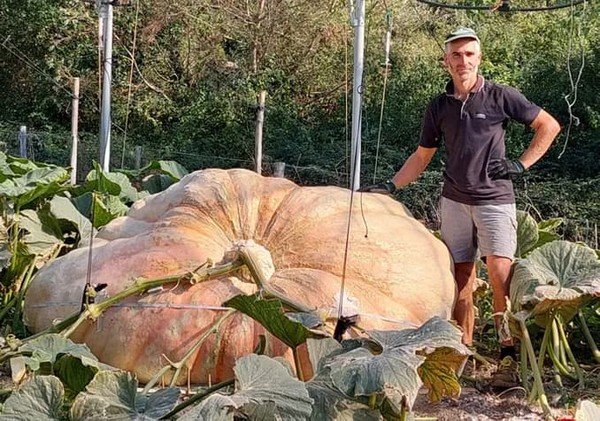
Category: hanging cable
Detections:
[
  {"x1": 120, "y1": 0, "x2": 141, "y2": 168},
  {"x1": 558, "y1": 0, "x2": 586, "y2": 159},
  {"x1": 373, "y1": 9, "x2": 393, "y2": 183}
]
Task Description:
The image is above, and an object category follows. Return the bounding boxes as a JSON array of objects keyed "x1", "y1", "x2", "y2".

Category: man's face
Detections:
[{"x1": 443, "y1": 39, "x2": 482, "y2": 84}]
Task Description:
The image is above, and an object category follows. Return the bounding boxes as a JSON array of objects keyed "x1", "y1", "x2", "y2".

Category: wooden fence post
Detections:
[
  {"x1": 18, "y1": 126, "x2": 27, "y2": 158},
  {"x1": 70, "y1": 77, "x2": 80, "y2": 185},
  {"x1": 273, "y1": 162, "x2": 285, "y2": 178},
  {"x1": 254, "y1": 91, "x2": 266, "y2": 175},
  {"x1": 135, "y1": 146, "x2": 142, "y2": 170}
]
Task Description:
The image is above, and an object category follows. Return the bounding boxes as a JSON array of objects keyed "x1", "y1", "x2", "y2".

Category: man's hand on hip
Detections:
[
  {"x1": 488, "y1": 159, "x2": 526, "y2": 180},
  {"x1": 358, "y1": 180, "x2": 396, "y2": 194}
]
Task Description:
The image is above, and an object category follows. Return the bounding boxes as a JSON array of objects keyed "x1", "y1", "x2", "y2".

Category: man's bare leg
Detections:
[
  {"x1": 486, "y1": 255, "x2": 513, "y2": 346},
  {"x1": 453, "y1": 262, "x2": 476, "y2": 346}
]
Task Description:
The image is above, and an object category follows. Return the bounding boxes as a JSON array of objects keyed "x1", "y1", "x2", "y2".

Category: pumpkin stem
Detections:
[
  {"x1": 12, "y1": 258, "x2": 244, "y2": 346},
  {"x1": 159, "y1": 378, "x2": 235, "y2": 419},
  {"x1": 517, "y1": 317, "x2": 552, "y2": 417},
  {"x1": 292, "y1": 346, "x2": 305, "y2": 381},
  {"x1": 235, "y1": 241, "x2": 313, "y2": 313},
  {"x1": 555, "y1": 314, "x2": 584, "y2": 389},
  {"x1": 577, "y1": 310, "x2": 600, "y2": 364},
  {"x1": 142, "y1": 309, "x2": 237, "y2": 393}
]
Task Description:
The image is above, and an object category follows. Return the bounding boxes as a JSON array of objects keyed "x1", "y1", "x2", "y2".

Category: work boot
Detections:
[{"x1": 489, "y1": 355, "x2": 520, "y2": 389}]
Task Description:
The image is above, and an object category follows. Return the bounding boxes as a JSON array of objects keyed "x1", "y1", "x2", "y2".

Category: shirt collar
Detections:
[{"x1": 445, "y1": 75, "x2": 485, "y2": 97}]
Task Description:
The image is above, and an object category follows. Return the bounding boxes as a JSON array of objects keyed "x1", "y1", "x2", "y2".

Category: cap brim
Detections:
[{"x1": 444, "y1": 34, "x2": 480, "y2": 44}]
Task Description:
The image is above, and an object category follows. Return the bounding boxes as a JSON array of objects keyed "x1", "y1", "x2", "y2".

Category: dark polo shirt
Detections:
[{"x1": 420, "y1": 76, "x2": 541, "y2": 205}]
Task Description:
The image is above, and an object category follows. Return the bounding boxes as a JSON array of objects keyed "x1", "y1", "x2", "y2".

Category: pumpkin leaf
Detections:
[
  {"x1": 0, "y1": 375, "x2": 65, "y2": 420},
  {"x1": 576, "y1": 400, "x2": 600, "y2": 421},
  {"x1": 307, "y1": 337, "x2": 342, "y2": 375},
  {"x1": 19, "y1": 334, "x2": 105, "y2": 373},
  {"x1": 70, "y1": 371, "x2": 179, "y2": 421},
  {"x1": 322, "y1": 317, "x2": 468, "y2": 410},
  {"x1": 538, "y1": 217, "x2": 563, "y2": 233},
  {"x1": 516, "y1": 210, "x2": 539, "y2": 258},
  {"x1": 19, "y1": 209, "x2": 62, "y2": 257},
  {"x1": 535, "y1": 230, "x2": 560, "y2": 250},
  {"x1": 306, "y1": 370, "x2": 381, "y2": 420},
  {"x1": 72, "y1": 192, "x2": 128, "y2": 228},
  {"x1": 1, "y1": 166, "x2": 69, "y2": 208},
  {"x1": 417, "y1": 347, "x2": 464, "y2": 402},
  {"x1": 224, "y1": 294, "x2": 326, "y2": 348},
  {"x1": 49, "y1": 195, "x2": 96, "y2": 248},
  {"x1": 183, "y1": 354, "x2": 313, "y2": 421},
  {"x1": 142, "y1": 173, "x2": 175, "y2": 194},
  {"x1": 510, "y1": 240, "x2": 600, "y2": 325},
  {"x1": 144, "y1": 160, "x2": 188, "y2": 180},
  {"x1": 54, "y1": 355, "x2": 97, "y2": 395}
]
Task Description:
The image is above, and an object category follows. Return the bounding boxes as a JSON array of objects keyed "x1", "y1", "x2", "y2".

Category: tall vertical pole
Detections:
[
  {"x1": 255, "y1": 90, "x2": 266, "y2": 175},
  {"x1": 70, "y1": 78, "x2": 80, "y2": 185},
  {"x1": 99, "y1": 1, "x2": 113, "y2": 173},
  {"x1": 18, "y1": 126, "x2": 27, "y2": 158},
  {"x1": 349, "y1": 0, "x2": 365, "y2": 191}
]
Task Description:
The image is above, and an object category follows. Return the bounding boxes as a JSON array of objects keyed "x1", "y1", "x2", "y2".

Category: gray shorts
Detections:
[{"x1": 440, "y1": 197, "x2": 517, "y2": 263}]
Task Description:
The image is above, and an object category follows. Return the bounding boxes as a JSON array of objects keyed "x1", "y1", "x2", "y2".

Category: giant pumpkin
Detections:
[{"x1": 24, "y1": 168, "x2": 456, "y2": 384}]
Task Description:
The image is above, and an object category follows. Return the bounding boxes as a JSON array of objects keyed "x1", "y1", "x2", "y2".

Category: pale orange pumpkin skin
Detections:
[{"x1": 24, "y1": 169, "x2": 456, "y2": 384}]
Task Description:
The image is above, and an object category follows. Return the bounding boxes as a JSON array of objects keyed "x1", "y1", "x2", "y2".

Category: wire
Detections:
[
  {"x1": 0, "y1": 36, "x2": 75, "y2": 99},
  {"x1": 416, "y1": 0, "x2": 586, "y2": 12},
  {"x1": 373, "y1": 10, "x2": 393, "y2": 183},
  {"x1": 120, "y1": 0, "x2": 141, "y2": 169},
  {"x1": 558, "y1": 0, "x2": 587, "y2": 159}
]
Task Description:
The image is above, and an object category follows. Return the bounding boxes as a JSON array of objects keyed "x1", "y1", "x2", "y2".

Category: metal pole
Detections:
[
  {"x1": 70, "y1": 77, "x2": 80, "y2": 185},
  {"x1": 255, "y1": 90, "x2": 266, "y2": 175},
  {"x1": 349, "y1": 0, "x2": 365, "y2": 191},
  {"x1": 18, "y1": 126, "x2": 27, "y2": 158},
  {"x1": 99, "y1": 1, "x2": 113, "y2": 173}
]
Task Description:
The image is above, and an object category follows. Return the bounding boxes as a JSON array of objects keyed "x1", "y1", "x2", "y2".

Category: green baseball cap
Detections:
[{"x1": 444, "y1": 27, "x2": 480, "y2": 44}]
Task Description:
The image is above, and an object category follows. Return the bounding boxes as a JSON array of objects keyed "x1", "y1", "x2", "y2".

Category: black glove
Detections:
[
  {"x1": 488, "y1": 159, "x2": 525, "y2": 180},
  {"x1": 358, "y1": 180, "x2": 396, "y2": 194}
]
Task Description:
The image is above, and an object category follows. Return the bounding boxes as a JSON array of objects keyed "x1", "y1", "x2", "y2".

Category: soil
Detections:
[{"x1": 413, "y1": 387, "x2": 547, "y2": 420}]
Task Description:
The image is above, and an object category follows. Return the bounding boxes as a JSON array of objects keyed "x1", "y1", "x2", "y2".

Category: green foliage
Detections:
[{"x1": 224, "y1": 294, "x2": 326, "y2": 349}]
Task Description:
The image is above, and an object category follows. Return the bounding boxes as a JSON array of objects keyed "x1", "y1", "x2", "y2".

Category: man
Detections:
[{"x1": 361, "y1": 27, "x2": 560, "y2": 382}]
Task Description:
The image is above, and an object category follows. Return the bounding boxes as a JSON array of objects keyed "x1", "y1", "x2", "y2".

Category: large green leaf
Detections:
[
  {"x1": 49, "y1": 195, "x2": 95, "y2": 247},
  {"x1": 72, "y1": 192, "x2": 128, "y2": 228},
  {"x1": 181, "y1": 355, "x2": 313, "y2": 421},
  {"x1": 85, "y1": 166, "x2": 146, "y2": 204},
  {"x1": 19, "y1": 209, "x2": 62, "y2": 257},
  {"x1": 510, "y1": 241, "x2": 600, "y2": 325},
  {"x1": 224, "y1": 294, "x2": 326, "y2": 348},
  {"x1": 70, "y1": 371, "x2": 179, "y2": 420},
  {"x1": 1, "y1": 166, "x2": 68, "y2": 208},
  {"x1": 306, "y1": 370, "x2": 381, "y2": 421},
  {"x1": 516, "y1": 210, "x2": 539, "y2": 258},
  {"x1": 321, "y1": 317, "x2": 469, "y2": 410},
  {"x1": 144, "y1": 160, "x2": 188, "y2": 180},
  {"x1": 19, "y1": 334, "x2": 103, "y2": 372},
  {"x1": 307, "y1": 337, "x2": 342, "y2": 376},
  {"x1": 142, "y1": 173, "x2": 175, "y2": 194},
  {"x1": 0, "y1": 375, "x2": 64, "y2": 420}
]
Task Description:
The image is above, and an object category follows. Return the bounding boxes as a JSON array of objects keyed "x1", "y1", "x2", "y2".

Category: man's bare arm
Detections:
[
  {"x1": 519, "y1": 110, "x2": 561, "y2": 169},
  {"x1": 391, "y1": 146, "x2": 437, "y2": 189}
]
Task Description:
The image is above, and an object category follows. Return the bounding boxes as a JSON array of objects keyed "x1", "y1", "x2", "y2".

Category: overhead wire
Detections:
[
  {"x1": 558, "y1": 0, "x2": 587, "y2": 159},
  {"x1": 0, "y1": 36, "x2": 75, "y2": 99},
  {"x1": 120, "y1": 0, "x2": 142, "y2": 169}
]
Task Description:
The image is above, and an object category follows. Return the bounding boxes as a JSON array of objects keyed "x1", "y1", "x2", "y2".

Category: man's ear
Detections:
[{"x1": 442, "y1": 53, "x2": 450, "y2": 69}]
